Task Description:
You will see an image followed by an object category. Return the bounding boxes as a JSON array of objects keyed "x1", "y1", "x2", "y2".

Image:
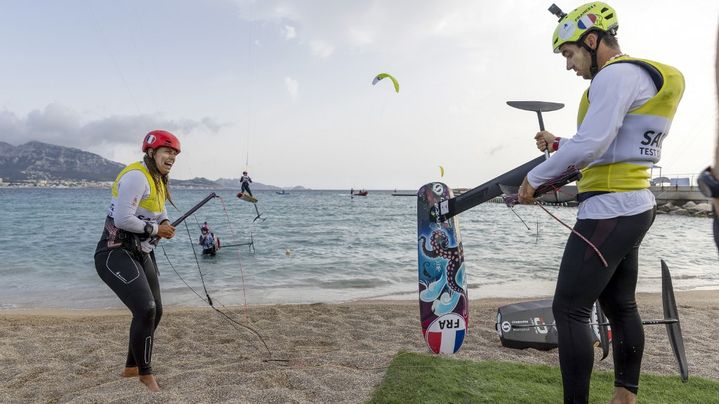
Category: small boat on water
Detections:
[
  {"x1": 276, "y1": 190, "x2": 289, "y2": 195},
  {"x1": 352, "y1": 190, "x2": 368, "y2": 196}
]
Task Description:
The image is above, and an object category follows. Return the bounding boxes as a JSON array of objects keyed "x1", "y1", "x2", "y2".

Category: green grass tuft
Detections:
[{"x1": 368, "y1": 352, "x2": 719, "y2": 404}]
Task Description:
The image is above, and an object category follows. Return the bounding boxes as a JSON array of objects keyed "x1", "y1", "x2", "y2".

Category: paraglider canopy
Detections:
[{"x1": 372, "y1": 73, "x2": 399, "y2": 93}]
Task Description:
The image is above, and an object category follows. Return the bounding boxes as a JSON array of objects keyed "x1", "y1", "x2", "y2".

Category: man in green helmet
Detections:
[{"x1": 518, "y1": 3, "x2": 684, "y2": 403}]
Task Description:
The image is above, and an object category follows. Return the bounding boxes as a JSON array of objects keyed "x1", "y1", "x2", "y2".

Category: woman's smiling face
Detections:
[{"x1": 151, "y1": 146, "x2": 179, "y2": 175}]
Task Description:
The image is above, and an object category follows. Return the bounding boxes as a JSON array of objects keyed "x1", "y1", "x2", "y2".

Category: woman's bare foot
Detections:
[
  {"x1": 610, "y1": 387, "x2": 637, "y2": 404},
  {"x1": 121, "y1": 367, "x2": 139, "y2": 377},
  {"x1": 139, "y1": 374, "x2": 160, "y2": 392}
]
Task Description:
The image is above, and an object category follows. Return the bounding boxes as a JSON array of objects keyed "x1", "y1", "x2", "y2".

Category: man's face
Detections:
[{"x1": 559, "y1": 43, "x2": 592, "y2": 80}]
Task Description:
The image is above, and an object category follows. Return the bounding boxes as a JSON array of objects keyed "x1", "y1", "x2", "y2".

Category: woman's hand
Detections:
[{"x1": 157, "y1": 223, "x2": 176, "y2": 239}]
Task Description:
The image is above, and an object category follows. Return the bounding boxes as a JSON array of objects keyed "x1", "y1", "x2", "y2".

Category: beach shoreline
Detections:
[{"x1": 2, "y1": 291, "x2": 717, "y2": 403}]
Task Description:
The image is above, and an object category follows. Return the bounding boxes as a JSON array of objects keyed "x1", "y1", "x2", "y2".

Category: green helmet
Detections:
[{"x1": 551, "y1": 2, "x2": 618, "y2": 53}]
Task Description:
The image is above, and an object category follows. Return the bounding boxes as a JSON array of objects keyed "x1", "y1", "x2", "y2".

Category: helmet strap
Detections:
[{"x1": 579, "y1": 31, "x2": 604, "y2": 78}]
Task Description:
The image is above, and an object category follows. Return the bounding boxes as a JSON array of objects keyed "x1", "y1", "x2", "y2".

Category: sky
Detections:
[{"x1": 0, "y1": 1, "x2": 717, "y2": 189}]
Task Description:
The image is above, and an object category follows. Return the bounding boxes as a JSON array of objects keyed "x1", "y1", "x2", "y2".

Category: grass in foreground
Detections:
[{"x1": 368, "y1": 352, "x2": 719, "y2": 404}]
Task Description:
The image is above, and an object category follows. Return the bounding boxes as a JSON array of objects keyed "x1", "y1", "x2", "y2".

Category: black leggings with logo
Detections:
[
  {"x1": 95, "y1": 249, "x2": 162, "y2": 375},
  {"x1": 552, "y1": 208, "x2": 655, "y2": 403}
]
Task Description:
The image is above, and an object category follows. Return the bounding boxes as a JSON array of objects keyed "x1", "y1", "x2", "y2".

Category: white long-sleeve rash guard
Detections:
[
  {"x1": 109, "y1": 169, "x2": 168, "y2": 236},
  {"x1": 527, "y1": 62, "x2": 658, "y2": 219}
]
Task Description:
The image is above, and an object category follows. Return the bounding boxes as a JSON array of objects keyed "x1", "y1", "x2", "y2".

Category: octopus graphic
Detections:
[{"x1": 419, "y1": 229, "x2": 466, "y2": 316}]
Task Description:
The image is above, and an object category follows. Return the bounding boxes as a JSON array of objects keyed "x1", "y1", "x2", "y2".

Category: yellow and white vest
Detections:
[
  {"x1": 576, "y1": 57, "x2": 684, "y2": 193},
  {"x1": 110, "y1": 162, "x2": 166, "y2": 219}
]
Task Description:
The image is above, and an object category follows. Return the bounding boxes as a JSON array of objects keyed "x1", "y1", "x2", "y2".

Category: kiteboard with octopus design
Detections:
[{"x1": 417, "y1": 182, "x2": 468, "y2": 354}]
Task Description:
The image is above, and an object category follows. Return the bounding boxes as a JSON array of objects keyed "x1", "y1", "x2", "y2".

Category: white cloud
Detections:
[
  {"x1": 0, "y1": 103, "x2": 223, "y2": 150},
  {"x1": 347, "y1": 27, "x2": 374, "y2": 47},
  {"x1": 283, "y1": 24, "x2": 296, "y2": 40},
  {"x1": 231, "y1": 1, "x2": 513, "y2": 55},
  {"x1": 309, "y1": 40, "x2": 334, "y2": 59},
  {"x1": 284, "y1": 77, "x2": 299, "y2": 100}
]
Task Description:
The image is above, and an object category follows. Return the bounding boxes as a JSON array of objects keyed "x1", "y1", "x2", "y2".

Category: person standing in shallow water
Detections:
[
  {"x1": 93, "y1": 130, "x2": 181, "y2": 392},
  {"x1": 519, "y1": 3, "x2": 684, "y2": 403},
  {"x1": 199, "y1": 222, "x2": 219, "y2": 256}
]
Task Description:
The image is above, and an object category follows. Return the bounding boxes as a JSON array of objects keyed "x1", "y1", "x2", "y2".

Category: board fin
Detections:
[
  {"x1": 595, "y1": 302, "x2": 611, "y2": 361},
  {"x1": 252, "y1": 203, "x2": 266, "y2": 223},
  {"x1": 661, "y1": 259, "x2": 689, "y2": 382}
]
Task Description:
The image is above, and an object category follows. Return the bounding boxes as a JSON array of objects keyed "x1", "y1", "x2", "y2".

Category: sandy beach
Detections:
[{"x1": 1, "y1": 291, "x2": 717, "y2": 403}]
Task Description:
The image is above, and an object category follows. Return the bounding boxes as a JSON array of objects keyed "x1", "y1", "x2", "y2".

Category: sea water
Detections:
[{"x1": 0, "y1": 188, "x2": 717, "y2": 309}]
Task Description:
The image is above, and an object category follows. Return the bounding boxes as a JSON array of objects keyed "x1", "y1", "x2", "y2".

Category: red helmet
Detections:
[{"x1": 142, "y1": 130, "x2": 181, "y2": 153}]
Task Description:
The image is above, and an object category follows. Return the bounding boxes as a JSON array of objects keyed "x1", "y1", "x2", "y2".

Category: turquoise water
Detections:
[{"x1": 1, "y1": 188, "x2": 717, "y2": 309}]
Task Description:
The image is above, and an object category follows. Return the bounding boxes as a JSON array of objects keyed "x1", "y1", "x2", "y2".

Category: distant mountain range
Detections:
[
  {"x1": 0, "y1": 141, "x2": 307, "y2": 189},
  {"x1": 0, "y1": 141, "x2": 125, "y2": 181}
]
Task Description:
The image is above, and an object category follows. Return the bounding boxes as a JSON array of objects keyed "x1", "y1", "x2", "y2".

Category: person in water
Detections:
[
  {"x1": 239, "y1": 171, "x2": 253, "y2": 197},
  {"x1": 199, "y1": 222, "x2": 219, "y2": 256},
  {"x1": 518, "y1": 3, "x2": 684, "y2": 403},
  {"x1": 93, "y1": 130, "x2": 181, "y2": 392}
]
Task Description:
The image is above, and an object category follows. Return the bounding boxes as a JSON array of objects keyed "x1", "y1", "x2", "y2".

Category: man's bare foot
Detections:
[
  {"x1": 139, "y1": 374, "x2": 160, "y2": 392},
  {"x1": 610, "y1": 387, "x2": 637, "y2": 404},
  {"x1": 121, "y1": 367, "x2": 139, "y2": 377}
]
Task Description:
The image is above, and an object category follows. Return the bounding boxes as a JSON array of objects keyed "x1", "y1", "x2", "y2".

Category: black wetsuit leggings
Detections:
[
  {"x1": 94, "y1": 249, "x2": 162, "y2": 375},
  {"x1": 553, "y1": 207, "x2": 655, "y2": 403},
  {"x1": 241, "y1": 182, "x2": 252, "y2": 196}
]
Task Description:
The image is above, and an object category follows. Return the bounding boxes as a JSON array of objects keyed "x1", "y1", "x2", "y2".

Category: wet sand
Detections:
[{"x1": 1, "y1": 290, "x2": 717, "y2": 403}]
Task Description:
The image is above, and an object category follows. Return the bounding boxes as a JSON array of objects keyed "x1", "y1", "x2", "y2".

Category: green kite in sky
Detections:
[{"x1": 372, "y1": 73, "x2": 399, "y2": 93}]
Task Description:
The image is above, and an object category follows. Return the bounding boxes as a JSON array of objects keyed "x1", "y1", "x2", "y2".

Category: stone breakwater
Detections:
[
  {"x1": 490, "y1": 198, "x2": 714, "y2": 218},
  {"x1": 657, "y1": 201, "x2": 714, "y2": 217}
]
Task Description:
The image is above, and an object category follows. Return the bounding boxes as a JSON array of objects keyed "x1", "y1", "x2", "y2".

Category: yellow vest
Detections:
[
  {"x1": 576, "y1": 56, "x2": 684, "y2": 193},
  {"x1": 111, "y1": 162, "x2": 166, "y2": 214}
]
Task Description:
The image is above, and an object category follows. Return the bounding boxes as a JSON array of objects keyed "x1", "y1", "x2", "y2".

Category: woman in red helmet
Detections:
[{"x1": 93, "y1": 130, "x2": 181, "y2": 392}]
